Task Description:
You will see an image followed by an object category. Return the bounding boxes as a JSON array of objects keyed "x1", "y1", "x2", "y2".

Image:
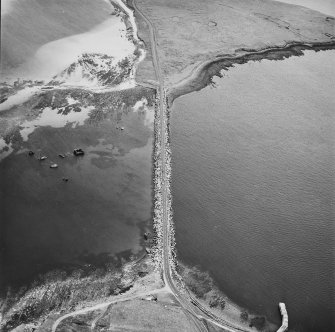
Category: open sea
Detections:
[{"x1": 170, "y1": 49, "x2": 335, "y2": 332}]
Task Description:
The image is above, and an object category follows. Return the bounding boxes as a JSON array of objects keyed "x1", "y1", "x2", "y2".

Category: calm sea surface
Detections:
[
  {"x1": 170, "y1": 50, "x2": 335, "y2": 331},
  {"x1": 0, "y1": 90, "x2": 154, "y2": 290}
]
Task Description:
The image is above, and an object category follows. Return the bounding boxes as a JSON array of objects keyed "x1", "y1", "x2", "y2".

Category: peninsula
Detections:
[{"x1": 0, "y1": 0, "x2": 333, "y2": 331}]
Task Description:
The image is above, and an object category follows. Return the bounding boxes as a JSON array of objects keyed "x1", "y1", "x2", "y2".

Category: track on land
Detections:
[
  {"x1": 131, "y1": 1, "x2": 249, "y2": 331},
  {"x1": 53, "y1": 0, "x2": 248, "y2": 330}
]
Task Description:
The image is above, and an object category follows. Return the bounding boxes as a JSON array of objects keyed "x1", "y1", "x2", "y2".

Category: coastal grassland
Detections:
[
  {"x1": 134, "y1": 0, "x2": 335, "y2": 84},
  {"x1": 1, "y1": 256, "x2": 161, "y2": 331},
  {"x1": 48, "y1": 297, "x2": 195, "y2": 332},
  {"x1": 127, "y1": 0, "x2": 157, "y2": 84},
  {"x1": 130, "y1": 1, "x2": 334, "y2": 330},
  {"x1": 0, "y1": 85, "x2": 157, "y2": 331},
  {"x1": 167, "y1": 43, "x2": 334, "y2": 103},
  {"x1": 178, "y1": 264, "x2": 278, "y2": 332}
]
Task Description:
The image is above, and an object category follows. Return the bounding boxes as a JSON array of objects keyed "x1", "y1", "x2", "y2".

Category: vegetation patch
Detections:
[{"x1": 1, "y1": 256, "x2": 153, "y2": 331}]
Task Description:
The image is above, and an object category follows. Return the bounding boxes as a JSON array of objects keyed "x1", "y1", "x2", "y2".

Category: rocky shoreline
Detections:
[
  {"x1": 167, "y1": 40, "x2": 335, "y2": 106},
  {"x1": 2, "y1": 0, "x2": 334, "y2": 330},
  {"x1": 154, "y1": 39, "x2": 335, "y2": 332},
  {"x1": 150, "y1": 84, "x2": 279, "y2": 331}
]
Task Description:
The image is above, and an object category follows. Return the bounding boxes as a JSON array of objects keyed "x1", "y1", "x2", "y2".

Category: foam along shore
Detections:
[
  {"x1": 112, "y1": 0, "x2": 140, "y2": 43},
  {"x1": 4, "y1": 16, "x2": 134, "y2": 83},
  {"x1": 0, "y1": 86, "x2": 41, "y2": 112},
  {"x1": 277, "y1": 303, "x2": 288, "y2": 332},
  {"x1": 0, "y1": 0, "x2": 146, "y2": 90}
]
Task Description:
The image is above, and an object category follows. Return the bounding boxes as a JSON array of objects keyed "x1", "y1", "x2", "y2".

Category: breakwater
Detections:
[
  {"x1": 152, "y1": 92, "x2": 164, "y2": 270},
  {"x1": 151, "y1": 89, "x2": 177, "y2": 275},
  {"x1": 278, "y1": 303, "x2": 288, "y2": 332}
]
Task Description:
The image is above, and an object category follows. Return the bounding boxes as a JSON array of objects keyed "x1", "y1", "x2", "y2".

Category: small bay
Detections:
[
  {"x1": 0, "y1": 89, "x2": 154, "y2": 291},
  {"x1": 171, "y1": 50, "x2": 335, "y2": 331}
]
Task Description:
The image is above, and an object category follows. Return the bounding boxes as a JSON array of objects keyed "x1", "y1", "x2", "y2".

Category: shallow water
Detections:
[
  {"x1": 2, "y1": 15, "x2": 135, "y2": 84},
  {"x1": 171, "y1": 50, "x2": 335, "y2": 332},
  {"x1": 0, "y1": 0, "x2": 112, "y2": 74},
  {"x1": 277, "y1": 0, "x2": 335, "y2": 17},
  {"x1": 0, "y1": 88, "x2": 154, "y2": 290}
]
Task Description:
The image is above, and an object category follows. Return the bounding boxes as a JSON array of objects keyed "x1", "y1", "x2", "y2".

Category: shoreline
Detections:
[
  {"x1": 0, "y1": 84, "x2": 157, "y2": 330},
  {"x1": 1, "y1": 0, "x2": 333, "y2": 330},
  {"x1": 0, "y1": 1, "x2": 156, "y2": 329},
  {"x1": 175, "y1": 262, "x2": 279, "y2": 331},
  {"x1": 161, "y1": 54, "x2": 276, "y2": 332},
  {"x1": 162, "y1": 40, "x2": 335, "y2": 332},
  {"x1": 166, "y1": 40, "x2": 335, "y2": 106}
]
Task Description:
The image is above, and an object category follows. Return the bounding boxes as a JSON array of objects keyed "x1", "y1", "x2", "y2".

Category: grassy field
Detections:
[
  {"x1": 133, "y1": 0, "x2": 335, "y2": 84},
  {"x1": 53, "y1": 298, "x2": 196, "y2": 332},
  {"x1": 2, "y1": 0, "x2": 334, "y2": 331},
  {"x1": 2, "y1": 256, "x2": 162, "y2": 331}
]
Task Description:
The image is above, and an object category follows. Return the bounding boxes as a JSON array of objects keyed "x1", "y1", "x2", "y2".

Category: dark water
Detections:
[
  {"x1": 0, "y1": 88, "x2": 154, "y2": 291},
  {"x1": 171, "y1": 50, "x2": 335, "y2": 332}
]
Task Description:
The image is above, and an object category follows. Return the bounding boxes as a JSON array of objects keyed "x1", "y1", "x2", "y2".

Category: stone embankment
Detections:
[
  {"x1": 151, "y1": 89, "x2": 177, "y2": 274},
  {"x1": 162, "y1": 90, "x2": 179, "y2": 278},
  {"x1": 277, "y1": 303, "x2": 288, "y2": 332},
  {"x1": 152, "y1": 92, "x2": 164, "y2": 270}
]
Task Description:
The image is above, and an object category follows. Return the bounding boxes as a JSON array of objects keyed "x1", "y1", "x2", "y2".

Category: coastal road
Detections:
[
  {"x1": 51, "y1": 289, "x2": 169, "y2": 332},
  {"x1": 51, "y1": 0, "x2": 207, "y2": 331},
  {"x1": 53, "y1": 0, "x2": 247, "y2": 330},
  {"x1": 130, "y1": 1, "x2": 210, "y2": 332},
  {"x1": 130, "y1": 1, "x2": 250, "y2": 332}
]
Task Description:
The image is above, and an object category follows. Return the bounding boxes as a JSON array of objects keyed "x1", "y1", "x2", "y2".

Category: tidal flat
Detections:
[{"x1": 0, "y1": 87, "x2": 155, "y2": 294}]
